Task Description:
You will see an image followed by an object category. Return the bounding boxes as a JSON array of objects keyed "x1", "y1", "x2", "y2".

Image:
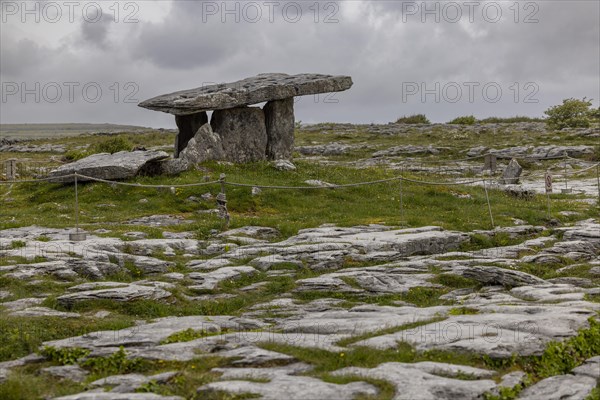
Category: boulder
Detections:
[
  {"x1": 211, "y1": 107, "x2": 268, "y2": 163},
  {"x1": 460, "y1": 265, "x2": 545, "y2": 288},
  {"x1": 178, "y1": 123, "x2": 224, "y2": 163},
  {"x1": 48, "y1": 151, "x2": 169, "y2": 182},
  {"x1": 139, "y1": 73, "x2": 353, "y2": 115},
  {"x1": 500, "y1": 158, "x2": 523, "y2": 184}
]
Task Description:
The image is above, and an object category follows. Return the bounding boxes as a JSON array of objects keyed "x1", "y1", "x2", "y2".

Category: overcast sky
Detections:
[{"x1": 1, "y1": 0, "x2": 599, "y2": 128}]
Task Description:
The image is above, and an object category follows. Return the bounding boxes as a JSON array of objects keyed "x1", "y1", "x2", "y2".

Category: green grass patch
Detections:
[{"x1": 0, "y1": 315, "x2": 134, "y2": 361}]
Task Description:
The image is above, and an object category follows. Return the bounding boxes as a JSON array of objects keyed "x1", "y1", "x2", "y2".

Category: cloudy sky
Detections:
[{"x1": 1, "y1": 0, "x2": 598, "y2": 128}]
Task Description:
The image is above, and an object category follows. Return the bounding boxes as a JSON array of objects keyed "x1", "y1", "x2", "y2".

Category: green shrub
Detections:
[
  {"x1": 93, "y1": 137, "x2": 133, "y2": 154},
  {"x1": 64, "y1": 149, "x2": 91, "y2": 162},
  {"x1": 10, "y1": 240, "x2": 26, "y2": 249},
  {"x1": 544, "y1": 97, "x2": 595, "y2": 130},
  {"x1": 396, "y1": 114, "x2": 430, "y2": 124},
  {"x1": 41, "y1": 346, "x2": 90, "y2": 365},
  {"x1": 478, "y1": 116, "x2": 543, "y2": 124},
  {"x1": 448, "y1": 115, "x2": 476, "y2": 125},
  {"x1": 81, "y1": 347, "x2": 146, "y2": 375}
]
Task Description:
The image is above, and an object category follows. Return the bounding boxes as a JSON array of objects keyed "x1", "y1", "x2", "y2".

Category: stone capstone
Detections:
[{"x1": 138, "y1": 73, "x2": 353, "y2": 115}]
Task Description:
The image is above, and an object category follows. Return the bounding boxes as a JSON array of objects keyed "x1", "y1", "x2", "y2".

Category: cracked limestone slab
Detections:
[
  {"x1": 198, "y1": 373, "x2": 377, "y2": 400},
  {"x1": 187, "y1": 266, "x2": 257, "y2": 291},
  {"x1": 353, "y1": 304, "x2": 598, "y2": 358},
  {"x1": 276, "y1": 304, "x2": 449, "y2": 335},
  {"x1": 332, "y1": 362, "x2": 496, "y2": 400},
  {"x1": 517, "y1": 374, "x2": 597, "y2": 400},
  {"x1": 44, "y1": 315, "x2": 268, "y2": 350}
]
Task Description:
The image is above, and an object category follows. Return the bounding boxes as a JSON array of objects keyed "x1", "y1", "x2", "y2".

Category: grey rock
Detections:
[
  {"x1": 273, "y1": 159, "x2": 297, "y2": 171},
  {"x1": 53, "y1": 393, "x2": 183, "y2": 400},
  {"x1": 355, "y1": 304, "x2": 597, "y2": 358},
  {"x1": 490, "y1": 146, "x2": 532, "y2": 159},
  {"x1": 571, "y1": 356, "x2": 600, "y2": 379},
  {"x1": 510, "y1": 284, "x2": 588, "y2": 302},
  {"x1": 297, "y1": 142, "x2": 355, "y2": 156},
  {"x1": 139, "y1": 73, "x2": 353, "y2": 115},
  {"x1": 304, "y1": 179, "x2": 336, "y2": 187},
  {"x1": 1, "y1": 297, "x2": 44, "y2": 311},
  {"x1": 125, "y1": 215, "x2": 194, "y2": 227},
  {"x1": 198, "y1": 373, "x2": 377, "y2": 400},
  {"x1": 517, "y1": 374, "x2": 596, "y2": 400},
  {"x1": 90, "y1": 371, "x2": 177, "y2": 393},
  {"x1": 48, "y1": 151, "x2": 169, "y2": 182},
  {"x1": 41, "y1": 365, "x2": 88, "y2": 382},
  {"x1": 530, "y1": 145, "x2": 594, "y2": 160},
  {"x1": 500, "y1": 158, "x2": 523, "y2": 184},
  {"x1": 211, "y1": 107, "x2": 268, "y2": 163},
  {"x1": 373, "y1": 145, "x2": 439, "y2": 157},
  {"x1": 499, "y1": 371, "x2": 527, "y2": 389},
  {"x1": 264, "y1": 98, "x2": 295, "y2": 160},
  {"x1": 178, "y1": 123, "x2": 224, "y2": 163},
  {"x1": 11, "y1": 307, "x2": 80, "y2": 318},
  {"x1": 251, "y1": 186, "x2": 262, "y2": 196},
  {"x1": 174, "y1": 111, "x2": 208, "y2": 157},
  {"x1": 332, "y1": 362, "x2": 496, "y2": 400},
  {"x1": 56, "y1": 284, "x2": 171, "y2": 307},
  {"x1": 188, "y1": 266, "x2": 257, "y2": 291},
  {"x1": 44, "y1": 315, "x2": 267, "y2": 350},
  {"x1": 460, "y1": 266, "x2": 545, "y2": 288},
  {"x1": 277, "y1": 304, "x2": 449, "y2": 335},
  {"x1": 219, "y1": 226, "x2": 281, "y2": 240}
]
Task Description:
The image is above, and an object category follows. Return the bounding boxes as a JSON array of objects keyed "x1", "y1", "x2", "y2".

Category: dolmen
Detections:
[{"x1": 138, "y1": 73, "x2": 353, "y2": 163}]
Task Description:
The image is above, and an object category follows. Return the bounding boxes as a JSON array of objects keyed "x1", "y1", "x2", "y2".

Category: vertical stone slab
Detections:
[
  {"x1": 174, "y1": 111, "x2": 208, "y2": 158},
  {"x1": 210, "y1": 107, "x2": 268, "y2": 163},
  {"x1": 264, "y1": 98, "x2": 295, "y2": 160}
]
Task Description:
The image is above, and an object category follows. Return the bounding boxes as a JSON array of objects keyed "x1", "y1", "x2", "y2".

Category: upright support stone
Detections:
[
  {"x1": 264, "y1": 98, "x2": 295, "y2": 160},
  {"x1": 210, "y1": 107, "x2": 267, "y2": 163},
  {"x1": 174, "y1": 111, "x2": 208, "y2": 158}
]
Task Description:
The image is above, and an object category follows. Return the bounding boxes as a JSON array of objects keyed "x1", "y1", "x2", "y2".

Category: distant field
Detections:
[{"x1": 0, "y1": 123, "x2": 155, "y2": 140}]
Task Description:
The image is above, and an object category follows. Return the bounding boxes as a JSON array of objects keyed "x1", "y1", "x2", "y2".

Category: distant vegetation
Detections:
[
  {"x1": 448, "y1": 115, "x2": 476, "y2": 125},
  {"x1": 544, "y1": 97, "x2": 598, "y2": 130},
  {"x1": 478, "y1": 116, "x2": 543, "y2": 123},
  {"x1": 395, "y1": 114, "x2": 430, "y2": 124},
  {"x1": 65, "y1": 137, "x2": 133, "y2": 161}
]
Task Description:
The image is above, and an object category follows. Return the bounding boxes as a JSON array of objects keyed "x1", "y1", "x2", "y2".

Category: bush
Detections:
[
  {"x1": 448, "y1": 115, "x2": 476, "y2": 125},
  {"x1": 478, "y1": 116, "x2": 543, "y2": 124},
  {"x1": 544, "y1": 97, "x2": 595, "y2": 130},
  {"x1": 93, "y1": 137, "x2": 133, "y2": 154},
  {"x1": 396, "y1": 114, "x2": 430, "y2": 124}
]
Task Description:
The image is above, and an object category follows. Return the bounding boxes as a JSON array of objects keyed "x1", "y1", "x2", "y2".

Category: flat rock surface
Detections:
[
  {"x1": 139, "y1": 73, "x2": 353, "y2": 115},
  {"x1": 48, "y1": 151, "x2": 169, "y2": 182},
  {"x1": 332, "y1": 362, "x2": 497, "y2": 400}
]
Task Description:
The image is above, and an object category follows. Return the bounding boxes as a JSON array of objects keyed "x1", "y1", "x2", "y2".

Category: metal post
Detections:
[
  {"x1": 399, "y1": 169, "x2": 405, "y2": 226},
  {"x1": 69, "y1": 173, "x2": 86, "y2": 241},
  {"x1": 562, "y1": 152, "x2": 571, "y2": 193},
  {"x1": 596, "y1": 164, "x2": 600, "y2": 206},
  {"x1": 5, "y1": 159, "x2": 16, "y2": 180},
  {"x1": 217, "y1": 173, "x2": 230, "y2": 228},
  {"x1": 483, "y1": 179, "x2": 494, "y2": 228}
]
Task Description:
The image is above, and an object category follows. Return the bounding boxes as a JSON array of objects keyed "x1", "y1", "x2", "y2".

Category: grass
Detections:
[{"x1": 0, "y1": 314, "x2": 134, "y2": 361}]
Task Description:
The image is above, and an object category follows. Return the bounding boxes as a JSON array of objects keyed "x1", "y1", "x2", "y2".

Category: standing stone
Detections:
[
  {"x1": 500, "y1": 158, "x2": 523, "y2": 184},
  {"x1": 210, "y1": 107, "x2": 267, "y2": 163},
  {"x1": 174, "y1": 111, "x2": 208, "y2": 158},
  {"x1": 264, "y1": 98, "x2": 295, "y2": 160}
]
